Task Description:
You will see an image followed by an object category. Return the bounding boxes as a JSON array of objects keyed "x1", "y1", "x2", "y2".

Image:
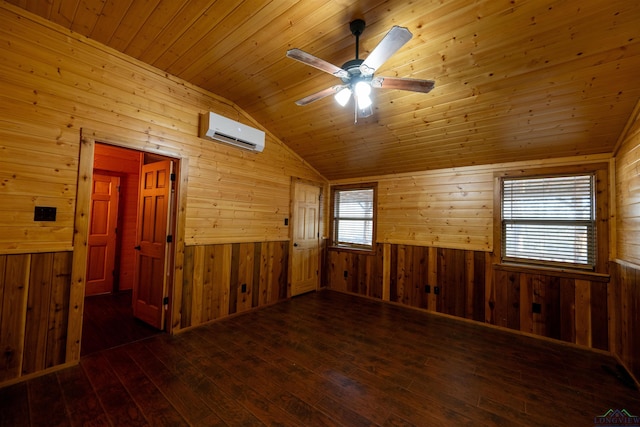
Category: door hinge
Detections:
[
  {"x1": 170, "y1": 173, "x2": 176, "y2": 182},
  {"x1": 166, "y1": 235, "x2": 173, "y2": 243},
  {"x1": 163, "y1": 296, "x2": 169, "y2": 305}
]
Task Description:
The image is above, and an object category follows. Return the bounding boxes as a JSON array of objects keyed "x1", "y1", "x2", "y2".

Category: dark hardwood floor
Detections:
[
  {"x1": 1, "y1": 290, "x2": 639, "y2": 426},
  {"x1": 81, "y1": 290, "x2": 160, "y2": 356}
]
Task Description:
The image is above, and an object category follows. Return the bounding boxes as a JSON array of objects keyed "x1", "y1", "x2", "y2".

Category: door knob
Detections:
[
  {"x1": 293, "y1": 243, "x2": 298, "y2": 247},
  {"x1": 134, "y1": 245, "x2": 141, "y2": 250}
]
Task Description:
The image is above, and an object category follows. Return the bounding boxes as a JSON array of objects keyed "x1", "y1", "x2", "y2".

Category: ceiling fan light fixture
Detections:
[
  {"x1": 354, "y1": 80, "x2": 371, "y2": 98},
  {"x1": 335, "y1": 87, "x2": 352, "y2": 106},
  {"x1": 357, "y1": 93, "x2": 372, "y2": 110},
  {"x1": 359, "y1": 104, "x2": 373, "y2": 118},
  {"x1": 354, "y1": 80, "x2": 372, "y2": 109}
]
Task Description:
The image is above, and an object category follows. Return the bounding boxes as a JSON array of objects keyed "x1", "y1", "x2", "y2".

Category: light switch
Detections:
[{"x1": 34, "y1": 206, "x2": 57, "y2": 221}]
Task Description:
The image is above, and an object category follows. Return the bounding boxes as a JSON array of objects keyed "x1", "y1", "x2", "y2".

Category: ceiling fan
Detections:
[{"x1": 286, "y1": 19, "x2": 435, "y2": 122}]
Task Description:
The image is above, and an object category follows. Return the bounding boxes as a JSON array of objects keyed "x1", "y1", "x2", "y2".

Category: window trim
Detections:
[
  {"x1": 494, "y1": 163, "x2": 609, "y2": 274},
  {"x1": 330, "y1": 182, "x2": 377, "y2": 252}
]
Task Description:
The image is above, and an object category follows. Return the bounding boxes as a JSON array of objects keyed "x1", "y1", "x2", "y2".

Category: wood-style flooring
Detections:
[{"x1": 1, "y1": 290, "x2": 639, "y2": 426}]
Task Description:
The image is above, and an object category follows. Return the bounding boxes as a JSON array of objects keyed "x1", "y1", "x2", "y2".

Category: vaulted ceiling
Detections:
[{"x1": 8, "y1": 0, "x2": 640, "y2": 180}]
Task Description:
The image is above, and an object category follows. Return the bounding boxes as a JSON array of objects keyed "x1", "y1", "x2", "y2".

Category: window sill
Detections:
[
  {"x1": 328, "y1": 244, "x2": 377, "y2": 255},
  {"x1": 494, "y1": 262, "x2": 610, "y2": 283}
]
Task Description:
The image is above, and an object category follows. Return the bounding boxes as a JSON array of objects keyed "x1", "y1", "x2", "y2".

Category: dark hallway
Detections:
[{"x1": 81, "y1": 291, "x2": 160, "y2": 356}]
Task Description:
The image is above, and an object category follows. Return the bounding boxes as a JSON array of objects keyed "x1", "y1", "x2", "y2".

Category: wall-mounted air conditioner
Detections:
[{"x1": 199, "y1": 112, "x2": 265, "y2": 152}]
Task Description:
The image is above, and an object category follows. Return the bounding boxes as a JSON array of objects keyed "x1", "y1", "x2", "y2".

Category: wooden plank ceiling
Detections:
[{"x1": 8, "y1": 0, "x2": 640, "y2": 180}]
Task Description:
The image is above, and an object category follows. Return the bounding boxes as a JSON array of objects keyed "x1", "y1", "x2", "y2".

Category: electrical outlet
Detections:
[
  {"x1": 434, "y1": 286, "x2": 440, "y2": 295},
  {"x1": 425, "y1": 285, "x2": 431, "y2": 293}
]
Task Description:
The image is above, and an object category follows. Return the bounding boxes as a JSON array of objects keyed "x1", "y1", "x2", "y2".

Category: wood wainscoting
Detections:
[
  {"x1": 178, "y1": 241, "x2": 289, "y2": 330},
  {"x1": 0, "y1": 242, "x2": 289, "y2": 387},
  {"x1": 0, "y1": 251, "x2": 73, "y2": 384},
  {"x1": 327, "y1": 244, "x2": 611, "y2": 352},
  {"x1": 611, "y1": 261, "x2": 640, "y2": 381}
]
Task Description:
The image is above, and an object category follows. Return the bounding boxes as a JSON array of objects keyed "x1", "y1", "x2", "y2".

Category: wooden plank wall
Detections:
[
  {"x1": 0, "y1": 5, "x2": 326, "y2": 386},
  {"x1": 615, "y1": 102, "x2": 640, "y2": 266},
  {"x1": 0, "y1": 252, "x2": 72, "y2": 383},
  {"x1": 326, "y1": 244, "x2": 385, "y2": 299},
  {"x1": 337, "y1": 155, "x2": 612, "y2": 254},
  {"x1": 376, "y1": 170, "x2": 494, "y2": 251},
  {"x1": 179, "y1": 242, "x2": 288, "y2": 329},
  {"x1": 489, "y1": 266, "x2": 608, "y2": 350},
  {"x1": 327, "y1": 244, "x2": 609, "y2": 351},
  {"x1": 0, "y1": 4, "x2": 325, "y2": 253},
  {"x1": 612, "y1": 101, "x2": 640, "y2": 380},
  {"x1": 610, "y1": 262, "x2": 640, "y2": 380}
]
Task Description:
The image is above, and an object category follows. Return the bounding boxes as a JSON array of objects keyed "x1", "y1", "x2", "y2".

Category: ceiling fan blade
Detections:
[
  {"x1": 295, "y1": 85, "x2": 346, "y2": 106},
  {"x1": 287, "y1": 48, "x2": 349, "y2": 79},
  {"x1": 360, "y1": 26, "x2": 412, "y2": 76},
  {"x1": 371, "y1": 76, "x2": 435, "y2": 93}
]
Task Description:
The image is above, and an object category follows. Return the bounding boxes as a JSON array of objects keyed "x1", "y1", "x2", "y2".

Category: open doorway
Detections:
[{"x1": 82, "y1": 143, "x2": 178, "y2": 356}]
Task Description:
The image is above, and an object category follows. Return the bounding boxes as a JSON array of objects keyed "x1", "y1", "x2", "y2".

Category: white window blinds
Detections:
[
  {"x1": 333, "y1": 188, "x2": 374, "y2": 248},
  {"x1": 502, "y1": 174, "x2": 596, "y2": 268}
]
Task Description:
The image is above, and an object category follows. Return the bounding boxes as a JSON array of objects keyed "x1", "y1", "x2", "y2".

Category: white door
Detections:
[{"x1": 291, "y1": 182, "x2": 321, "y2": 296}]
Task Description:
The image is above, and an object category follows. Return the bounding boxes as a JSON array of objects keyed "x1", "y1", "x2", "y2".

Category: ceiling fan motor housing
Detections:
[{"x1": 340, "y1": 58, "x2": 370, "y2": 84}]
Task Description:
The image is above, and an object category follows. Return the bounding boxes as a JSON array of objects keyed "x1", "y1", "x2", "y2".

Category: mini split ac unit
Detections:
[{"x1": 199, "y1": 112, "x2": 265, "y2": 152}]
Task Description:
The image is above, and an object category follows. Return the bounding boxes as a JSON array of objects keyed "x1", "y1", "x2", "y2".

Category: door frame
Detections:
[
  {"x1": 288, "y1": 177, "x2": 325, "y2": 297},
  {"x1": 67, "y1": 128, "x2": 188, "y2": 363}
]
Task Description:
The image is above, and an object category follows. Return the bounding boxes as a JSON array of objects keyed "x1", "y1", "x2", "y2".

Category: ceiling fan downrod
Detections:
[{"x1": 350, "y1": 19, "x2": 366, "y2": 59}]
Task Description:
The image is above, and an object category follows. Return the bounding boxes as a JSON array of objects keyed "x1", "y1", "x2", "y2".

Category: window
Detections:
[
  {"x1": 331, "y1": 184, "x2": 376, "y2": 250},
  {"x1": 501, "y1": 174, "x2": 596, "y2": 269}
]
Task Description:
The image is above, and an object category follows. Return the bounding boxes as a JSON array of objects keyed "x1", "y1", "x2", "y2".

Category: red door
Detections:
[
  {"x1": 86, "y1": 173, "x2": 120, "y2": 296},
  {"x1": 133, "y1": 160, "x2": 172, "y2": 329}
]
